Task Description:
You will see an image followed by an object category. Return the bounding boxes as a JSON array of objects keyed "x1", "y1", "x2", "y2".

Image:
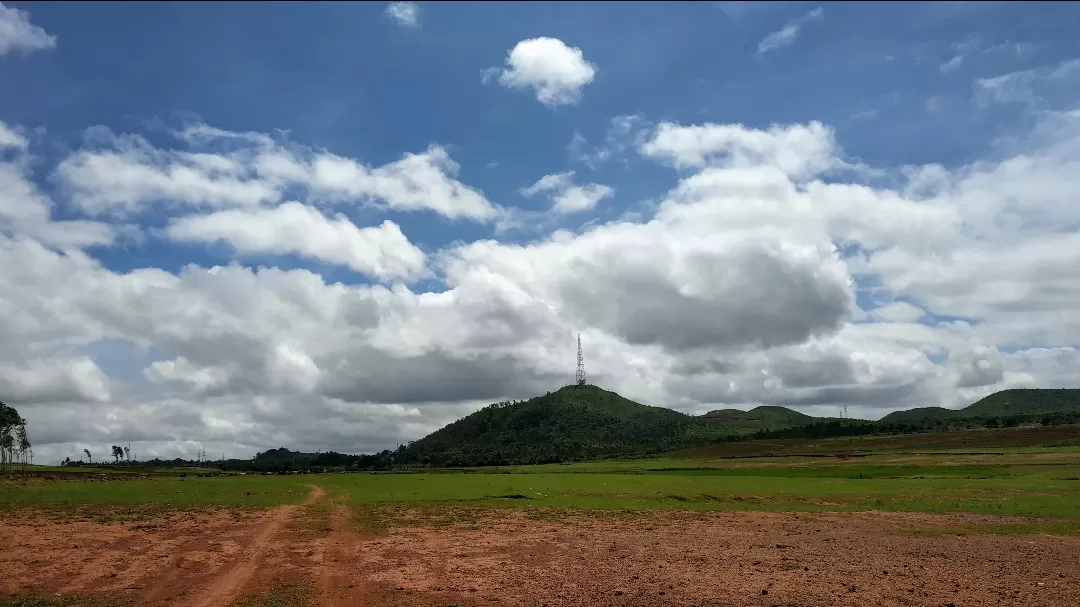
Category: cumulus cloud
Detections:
[
  {"x1": 519, "y1": 171, "x2": 614, "y2": 214},
  {"x1": 487, "y1": 37, "x2": 596, "y2": 107},
  {"x1": 640, "y1": 120, "x2": 845, "y2": 180},
  {"x1": 0, "y1": 357, "x2": 111, "y2": 405},
  {"x1": 757, "y1": 7, "x2": 823, "y2": 55},
  {"x1": 53, "y1": 127, "x2": 500, "y2": 221},
  {"x1": 165, "y1": 203, "x2": 428, "y2": 281},
  {"x1": 6, "y1": 93, "x2": 1080, "y2": 463},
  {"x1": 384, "y1": 1, "x2": 419, "y2": 28},
  {"x1": 0, "y1": 121, "x2": 116, "y2": 248},
  {"x1": 0, "y1": 2, "x2": 56, "y2": 56}
]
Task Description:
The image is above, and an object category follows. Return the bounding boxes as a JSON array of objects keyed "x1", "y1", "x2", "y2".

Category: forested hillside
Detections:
[
  {"x1": 405, "y1": 385, "x2": 739, "y2": 467},
  {"x1": 702, "y1": 405, "x2": 816, "y2": 433},
  {"x1": 963, "y1": 389, "x2": 1080, "y2": 417}
]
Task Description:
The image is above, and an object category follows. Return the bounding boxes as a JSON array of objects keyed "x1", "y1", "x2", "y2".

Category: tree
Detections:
[
  {"x1": 111, "y1": 445, "x2": 123, "y2": 464},
  {"x1": 16, "y1": 423, "x2": 30, "y2": 469},
  {"x1": 84, "y1": 448, "x2": 92, "y2": 463},
  {"x1": 0, "y1": 402, "x2": 29, "y2": 474},
  {"x1": 123, "y1": 446, "x2": 131, "y2": 462}
]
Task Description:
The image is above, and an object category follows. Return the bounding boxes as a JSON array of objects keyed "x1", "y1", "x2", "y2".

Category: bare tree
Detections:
[
  {"x1": 84, "y1": 448, "x2": 92, "y2": 463},
  {"x1": 123, "y1": 446, "x2": 131, "y2": 462}
]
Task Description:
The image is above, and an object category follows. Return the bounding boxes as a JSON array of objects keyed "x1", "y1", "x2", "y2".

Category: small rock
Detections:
[
  {"x1": 614, "y1": 590, "x2": 624, "y2": 596},
  {"x1": 659, "y1": 591, "x2": 665, "y2": 596},
  {"x1": 761, "y1": 590, "x2": 768, "y2": 596}
]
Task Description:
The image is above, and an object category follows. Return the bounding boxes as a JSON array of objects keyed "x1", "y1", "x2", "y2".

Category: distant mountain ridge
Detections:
[
  {"x1": 400, "y1": 386, "x2": 1080, "y2": 467},
  {"x1": 879, "y1": 388, "x2": 1080, "y2": 424}
]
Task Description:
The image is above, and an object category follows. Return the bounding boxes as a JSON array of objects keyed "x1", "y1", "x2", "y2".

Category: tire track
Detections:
[
  {"x1": 187, "y1": 485, "x2": 325, "y2": 607},
  {"x1": 318, "y1": 494, "x2": 367, "y2": 607}
]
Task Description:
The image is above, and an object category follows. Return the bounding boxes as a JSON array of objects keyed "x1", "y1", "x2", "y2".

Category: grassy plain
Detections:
[{"x1": 4, "y1": 428, "x2": 1080, "y2": 529}]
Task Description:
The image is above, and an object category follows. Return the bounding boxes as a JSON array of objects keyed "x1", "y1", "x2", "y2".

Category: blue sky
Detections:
[{"x1": 3, "y1": 1, "x2": 1080, "y2": 461}]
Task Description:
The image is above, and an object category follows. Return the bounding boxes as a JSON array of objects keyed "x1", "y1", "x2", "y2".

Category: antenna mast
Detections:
[{"x1": 575, "y1": 333, "x2": 587, "y2": 386}]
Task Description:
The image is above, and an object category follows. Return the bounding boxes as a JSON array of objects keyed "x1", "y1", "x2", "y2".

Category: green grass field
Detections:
[{"x1": 5, "y1": 441, "x2": 1080, "y2": 532}]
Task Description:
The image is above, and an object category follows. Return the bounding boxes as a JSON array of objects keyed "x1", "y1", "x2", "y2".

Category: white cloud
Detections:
[
  {"x1": 976, "y1": 58, "x2": 1080, "y2": 108},
  {"x1": 0, "y1": 121, "x2": 116, "y2": 248},
  {"x1": 55, "y1": 135, "x2": 280, "y2": 216},
  {"x1": 519, "y1": 170, "x2": 614, "y2": 214},
  {"x1": 144, "y1": 357, "x2": 230, "y2": 395},
  {"x1": 165, "y1": 203, "x2": 427, "y2": 281},
  {"x1": 551, "y1": 185, "x2": 615, "y2": 214},
  {"x1": 569, "y1": 114, "x2": 650, "y2": 168},
  {"x1": 519, "y1": 171, "x2": 574, "y2": 197},
  {"x1": 0, "y1": 357, "x2": 111, "y2": 404},
  {"x1": 869, "y1": 301, "x2": 925, "y2": 323},
  {"x1": 0, "y1": 1, "x2": 56, "y2": 56},
  {"x1": 757, "y1": 7, "x2": 823, "y2": 55},
  {"x1": 0, "y1": 121, "x2": 28, "y2": 149},
  {"x1": 488, "y1": 37, "x2": 596, "y2": 107},
  {"x1": 384, "y1": 1, "x2": 419, "y2": 28},
  {"x1": 53, "y1": 127, "x2": 500, "y2": 221},
  {"x1": 939, "y1": 55, "x2": 963, "y2": 72},
  {"x1": 6, "y1": 99, "x2": 1080, "y2": 462},
  {"x1": 640, "y1": 120, "x2": 843, "y2": 180}
]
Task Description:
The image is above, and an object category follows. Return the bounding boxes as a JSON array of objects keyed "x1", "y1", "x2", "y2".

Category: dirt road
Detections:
[{"x1": 2, "y1": 500, "x2": 1078, "y2": 606}]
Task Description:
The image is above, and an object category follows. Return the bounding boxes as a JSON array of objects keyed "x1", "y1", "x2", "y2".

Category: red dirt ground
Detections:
[{"x1": 2, "y1": 487, "x2": 1077, "y2": 607}]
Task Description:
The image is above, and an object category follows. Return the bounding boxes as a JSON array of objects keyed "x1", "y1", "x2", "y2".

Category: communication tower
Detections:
[{"x1": 575, "y1": 333, "x2": 587, "y2": 386}]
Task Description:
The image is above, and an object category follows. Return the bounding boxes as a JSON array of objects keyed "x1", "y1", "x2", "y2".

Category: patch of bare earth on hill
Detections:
[{"x1": 3, "y1": 504, "x2": 1079, "y2": 606}]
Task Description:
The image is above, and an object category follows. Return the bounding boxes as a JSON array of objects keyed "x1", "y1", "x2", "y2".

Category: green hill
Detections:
[
  {"x1": 878, "y1": 390, "x2": 1080, "y2": 425},
  {"x1": 405, "y1": 385, "x2": 742, "y2": 467},
  {"x1": 878, "y1": 406, "x2": 956, "y2": 424},
  {"x1": 962, "y1": 389, "x2": 1080, "y2": 417},
  {"x1": 398, "y1": 386, "x2": 1080, "y2": 468},
  {"x1": 702, "y1": 405, "x2": 815, "y2": 433}
]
